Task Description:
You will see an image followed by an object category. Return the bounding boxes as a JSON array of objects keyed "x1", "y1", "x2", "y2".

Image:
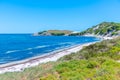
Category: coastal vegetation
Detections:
[{"x1": 0, "y1": 37, "x2": 120, "y2": 80}]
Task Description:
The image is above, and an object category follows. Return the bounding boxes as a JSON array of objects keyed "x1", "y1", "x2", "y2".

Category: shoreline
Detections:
[{"x1": 0, "y1": 42, "x2": 97, "y2": 74}]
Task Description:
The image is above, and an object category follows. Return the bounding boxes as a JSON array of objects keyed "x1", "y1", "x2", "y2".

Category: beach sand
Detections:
[{"x1": 0, "y1": 42, "x2": 96, "y2": 74}]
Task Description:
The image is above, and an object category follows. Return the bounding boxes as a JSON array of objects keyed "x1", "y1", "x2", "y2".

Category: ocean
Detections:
[{"x1": 0, "y1": 34, "x2": 99, "y2": 64}]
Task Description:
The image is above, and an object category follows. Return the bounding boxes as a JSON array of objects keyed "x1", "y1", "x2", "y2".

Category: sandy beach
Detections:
[
  {"x1": 83, "y1": 34, "x2": 114, "y2": 40},
  {"x1": 0, "y1": 42, "x2": 97, "y2": 74}
]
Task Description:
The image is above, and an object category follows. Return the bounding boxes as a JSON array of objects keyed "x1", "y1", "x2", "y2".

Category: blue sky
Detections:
[{"x1": 0, "y1": 0, "x2": 120, "y2": 33}]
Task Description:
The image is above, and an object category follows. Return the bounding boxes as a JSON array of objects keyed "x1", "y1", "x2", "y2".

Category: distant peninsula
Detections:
[{"x1": 33, "y1": 30, "x2": 74, "y2": 36}]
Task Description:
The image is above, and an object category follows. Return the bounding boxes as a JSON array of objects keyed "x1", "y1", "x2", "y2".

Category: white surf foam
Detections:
[
  {"x1": 34, "y1": 45, "x2": 49, "y2": 49},
  {"x1": 6, "y1": 50, "x2": 20, "y2": 54},
  {"x1": 26, "y1": 48, "x2": 33, "y2": 50}
]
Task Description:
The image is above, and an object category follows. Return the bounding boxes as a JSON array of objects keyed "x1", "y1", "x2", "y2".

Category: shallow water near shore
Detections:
[{"x1": 0, "y1": 34, "x2": 99, "y2": 64}]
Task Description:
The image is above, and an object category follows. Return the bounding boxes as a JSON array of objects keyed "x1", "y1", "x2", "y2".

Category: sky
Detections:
[{"x1": 0, "y1": 0, "x2": 120, "y2": 33}]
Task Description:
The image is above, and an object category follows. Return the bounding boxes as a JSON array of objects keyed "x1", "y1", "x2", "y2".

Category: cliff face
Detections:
[{"x1": 80, "y1": 22, "x2": 120, "y2": 37}]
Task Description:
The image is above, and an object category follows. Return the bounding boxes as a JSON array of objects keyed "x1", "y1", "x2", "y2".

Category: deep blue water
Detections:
[{"x1": 0, "y1": 34, "x2": 99, "y2": 64}]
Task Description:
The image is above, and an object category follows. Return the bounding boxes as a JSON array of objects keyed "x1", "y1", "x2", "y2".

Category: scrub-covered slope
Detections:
[
  {"x1": 70, "y1": 22, "x2": 120, "y2": 37},
  {"x1": 40, "y1": 37, "x2": 120, "y2": 80}
]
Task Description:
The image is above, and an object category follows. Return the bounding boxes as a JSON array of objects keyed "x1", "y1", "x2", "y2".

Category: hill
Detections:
[
  {"x1": 69, "y1": 22, "x2": 120, "y2": 37},
  {"x1": 34, "y1": 30, "x2": 73, "y2": 36}
]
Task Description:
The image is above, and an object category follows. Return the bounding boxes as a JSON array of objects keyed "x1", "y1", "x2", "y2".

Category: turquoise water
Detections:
[{"x1": 0, "y1": 34, "x2": 99, "y2": 64}]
